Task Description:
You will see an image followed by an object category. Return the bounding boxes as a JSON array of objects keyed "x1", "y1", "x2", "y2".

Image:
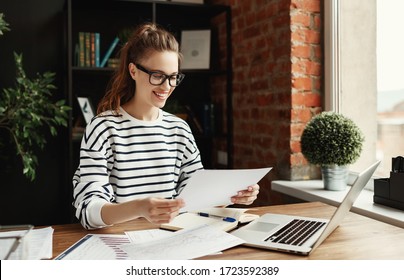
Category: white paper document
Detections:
[
  {"x1": 178, "y1": 167, "x2": 272, "y2": 212},
  {"x1": 125, "y1": 229, "x2": 173, "y2": 244},
  {"x1": 121, "y1": 224, "x2": 244, "y2": 260},
  {"x1": 0, "y1": 226, "x2": 53, "y2": 260}
]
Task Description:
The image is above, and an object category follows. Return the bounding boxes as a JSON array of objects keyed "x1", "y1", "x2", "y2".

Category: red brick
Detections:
[
  {"x1": 291, "y1": 92, "x2": 321, "y2": 107},
  {"x1": 291, "y1": 123, "x2": 306, "y2": 138},
  {"x1": 290, "y1": 140, "x2": 301, "y2": 153},
  {"x1": 291, "y1": 29, "x2": 321, "y2": 44},
  {"x1": 291, "y1": 45, "x2": 311, "y2": 58},
  {"x1": 304, "y1": 60, "x2": 321, "y2": 76},
  {"x1": 291, "y1": 13, "x2": 311, "y2": 27},
  {"x1": 291, "y1": 108, "x2": 312, "y2": 123},
  {"x1": 291, "y1": 0, "x2": 321, "y2": 13},
  {"x1": 292, "y1": 77, "x2": 312, "y2": 90}
]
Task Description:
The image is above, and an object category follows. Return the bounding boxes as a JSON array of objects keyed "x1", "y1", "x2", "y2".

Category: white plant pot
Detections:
[{"x1": 321, "y1": 165, "x2": 348, "y2": 191}]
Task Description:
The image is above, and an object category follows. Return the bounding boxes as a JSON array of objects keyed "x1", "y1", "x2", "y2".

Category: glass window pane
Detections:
[{"x1": 377, "y1": 0, "x2": 404, "y2": 177}]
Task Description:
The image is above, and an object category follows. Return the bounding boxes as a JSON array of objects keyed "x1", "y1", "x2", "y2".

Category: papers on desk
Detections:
[
  {"x1": 0, "y1": 226, "x2": 53, "y2": 260},
  {"x1": 178, "y1": 167, "x2": 272, "y2": 212},
  {"x1": 55, "y1": 225, "x2": 244, "y2": 260},
  {"x1": 121, "y1": 225, "x2": 244, "y2": 260}
]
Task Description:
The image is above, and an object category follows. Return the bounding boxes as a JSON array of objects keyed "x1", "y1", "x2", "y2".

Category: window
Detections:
[
  {"x1": 376, "y1": 0, "x2": 404, "y2": 177},
  {"x1": 324, "y1": 0, "x2": 399, "y2": 179}
]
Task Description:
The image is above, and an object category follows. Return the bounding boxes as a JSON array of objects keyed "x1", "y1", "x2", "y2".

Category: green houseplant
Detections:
[
  {"x1": 300, "y1": 111, "x2": 364, "y2": 190},
  {"x1": 0, "y1": 13, "x2": 70, "y2": 181}
]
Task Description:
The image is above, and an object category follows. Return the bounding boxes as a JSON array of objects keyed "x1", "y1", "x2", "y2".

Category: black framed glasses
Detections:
[{"x1": 135, "y1": 64, "x2": 185, "y2": 87}]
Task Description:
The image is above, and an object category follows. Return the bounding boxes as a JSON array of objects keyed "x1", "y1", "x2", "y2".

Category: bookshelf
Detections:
[{"x1": 65, "y1": 0, "x2": 233, "y2": 180}]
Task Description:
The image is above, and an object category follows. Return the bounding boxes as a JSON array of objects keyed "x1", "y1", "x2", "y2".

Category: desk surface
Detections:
[{"x1": 51, "y1": 202, "x2": 404, "y2": 260}]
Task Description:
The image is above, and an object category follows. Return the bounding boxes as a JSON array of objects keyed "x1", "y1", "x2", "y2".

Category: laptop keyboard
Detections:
[{"x1": 264, "y1": 219, "x2": 326, "y2": 246}]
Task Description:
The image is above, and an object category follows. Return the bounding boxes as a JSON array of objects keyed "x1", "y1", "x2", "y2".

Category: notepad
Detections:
[{"x1": 160, "y1": 207, "x2": 259, "y2": 232}]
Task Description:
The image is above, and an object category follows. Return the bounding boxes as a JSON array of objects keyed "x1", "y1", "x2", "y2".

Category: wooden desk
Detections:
[{"x1": 51, "y1": 202, "x2": 404, "y2": 260}]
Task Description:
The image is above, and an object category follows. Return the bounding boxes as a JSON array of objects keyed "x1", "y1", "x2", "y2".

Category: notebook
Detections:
[
  {"x1": 231, "y1": 161, "x2": 381, "y2": 255},
  {"x1": 161, "y1": 207, "x2": 259, "y2": 232}
]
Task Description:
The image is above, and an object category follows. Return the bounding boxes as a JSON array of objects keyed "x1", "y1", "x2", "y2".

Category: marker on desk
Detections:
[{"x1": 197, "y1": 212, "x2": 237, "y2": 223}]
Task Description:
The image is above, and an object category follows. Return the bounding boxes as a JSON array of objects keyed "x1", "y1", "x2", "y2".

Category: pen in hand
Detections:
[{"x1": 197, "y1": 212, "x2": 237, "y2": 223}]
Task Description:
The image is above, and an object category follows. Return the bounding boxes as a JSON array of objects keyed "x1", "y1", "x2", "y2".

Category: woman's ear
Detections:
[{"x1": 128, "y1": 63, "x2": 136, "y2": 79}]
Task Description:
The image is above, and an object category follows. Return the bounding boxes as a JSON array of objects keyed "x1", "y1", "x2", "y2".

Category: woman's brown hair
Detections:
[{"x1": 97, "y1": 22, "x2": 182, "y2": 115}]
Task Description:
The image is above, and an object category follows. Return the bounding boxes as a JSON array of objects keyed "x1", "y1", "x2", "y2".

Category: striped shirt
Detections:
[{"x1": 72, "y1": 107, "x2": 203, "y2": 229}]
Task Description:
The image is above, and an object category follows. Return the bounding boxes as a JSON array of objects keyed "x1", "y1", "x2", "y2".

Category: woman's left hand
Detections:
[{"x1": 231, "y1": 184, "x2": 260, "y2": 205}]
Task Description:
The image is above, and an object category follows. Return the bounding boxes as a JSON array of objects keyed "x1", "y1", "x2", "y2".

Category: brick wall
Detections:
[{"x1": 210, "y1": 0, "x2": 322, "y2": 206}]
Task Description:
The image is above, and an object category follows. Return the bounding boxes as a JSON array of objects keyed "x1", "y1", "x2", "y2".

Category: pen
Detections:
[{"x1": 197, "y1": 212, "x2": 237, "y2": 223}]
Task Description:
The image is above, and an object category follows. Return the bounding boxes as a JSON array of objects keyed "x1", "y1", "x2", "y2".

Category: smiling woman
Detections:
[
  {"x1": 72, "y1": 22, "x2": 203, "y2": 230},
  {"x1": 72, "y1": 22, "x2": 261, "y2": 230}
]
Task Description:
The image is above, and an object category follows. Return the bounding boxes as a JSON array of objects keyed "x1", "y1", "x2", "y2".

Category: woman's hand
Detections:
[
  {"x1": 231, "y1": 184, "x2": 260, "y2": 205},
  {"x1": 138, "y1": 197, "x2": 185, "y2": 224},
  {"x1": 101, "y1": 197, "x2": 185, "y2": 226}
]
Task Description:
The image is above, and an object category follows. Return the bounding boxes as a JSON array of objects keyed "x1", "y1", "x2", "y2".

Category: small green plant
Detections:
[
  {"x1": 0, "y1": 13, "x2": 70, "y2": 181},
  {"x1": 301, "y1": 111, "x2": 364, "y2": 166},
  {"x1": 0, "y1": 13, "x2": 10, "y2": 35}
]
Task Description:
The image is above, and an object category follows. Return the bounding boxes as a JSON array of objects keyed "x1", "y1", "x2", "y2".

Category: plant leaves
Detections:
[{"x1": 0, "y1": 53, "x2": 71, "y2": 181}]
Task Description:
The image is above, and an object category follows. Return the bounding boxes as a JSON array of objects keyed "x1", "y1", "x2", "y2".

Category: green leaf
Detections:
[{"x1": 50, "y1": 126, "x2": 57, "y2": 136}]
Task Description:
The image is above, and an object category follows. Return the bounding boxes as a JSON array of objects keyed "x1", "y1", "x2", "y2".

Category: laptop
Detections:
[{"x1": 231, "y1": 161, "x2": 381, "y2": 255}]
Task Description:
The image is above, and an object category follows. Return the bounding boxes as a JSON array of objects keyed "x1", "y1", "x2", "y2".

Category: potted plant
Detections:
[
  {"x1": 0, "y1": 13, "x2": 70, "y2": 181},
  {"x1": 300, "y1": 111, "x2": 364, "y2": 190}
]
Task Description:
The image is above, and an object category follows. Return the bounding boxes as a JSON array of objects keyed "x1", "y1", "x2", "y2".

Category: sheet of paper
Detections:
[
  {"x1": 0, "y1": 226, "x2": 53, "y2": 260},
  {"x1": 120, "y1": 224, "x2": 244, "y2": 260},
  {"x1": 55, "y1": 234, "x2": 131, "y2": 260},
  {"x1": 26, "y1": 227, "x2": 54, "y2": 259},
  {"x1": 125, "y1": 229, "x2": 173, "y2": 243},
  {"x1": 178, "y1": 167, "x2": 272, "y2": 212}
]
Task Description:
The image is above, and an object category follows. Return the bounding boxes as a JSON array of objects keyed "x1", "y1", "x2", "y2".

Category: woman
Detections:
[{"x1": 73, "y1": 22, "x2": 259, "y2": 229}]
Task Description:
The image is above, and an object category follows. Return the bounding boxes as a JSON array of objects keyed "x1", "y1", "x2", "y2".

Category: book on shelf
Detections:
[
  {"x1": 95, "y1": 32, "x2": 100, "y2": 67},
  {"x1": 160, "y1": 207, "x2": 259, "y2": 232},
  {"x1": 84, "y1": 32, "x2": 91, "y2": 67},
  {"x1": 76, "y1": 32, "x2": 100, "y2": 68},
  {"x1": 100, "y1": 37, "x2": 120, "y2": 67},
  {"x1": 78, "y1": 32, "x2": 85, "y2": 67},
  {"x1": 90, "y1": 33, "x2": 95, "y2": 67}
]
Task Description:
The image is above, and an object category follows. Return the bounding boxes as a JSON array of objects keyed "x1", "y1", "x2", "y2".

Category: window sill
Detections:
[{"x1": 271, "y1": 180, "x2": 404, "y2": 229}]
